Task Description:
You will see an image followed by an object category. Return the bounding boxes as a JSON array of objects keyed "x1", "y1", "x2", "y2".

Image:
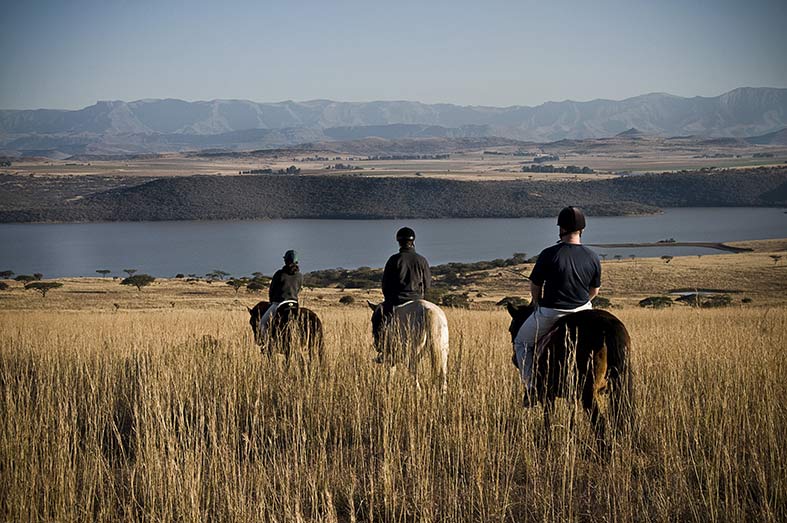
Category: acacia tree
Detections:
[
  {"x1": 25, "y1": 281, "x2": 63, "y2": 298},
  {"x1": 226, "y1": 278, "x2": 247, "y2": 294},
  {"x1": 14, "y1": 274, "x2": 36, "y2": 284},
  {"x1": 121, "y1": 274, "x2": 155, "y2": 291},
  {"x1": 246, "y1": 281, "x2": 265, "y2": 293},
  {"x1": 123, "y1": 269, "x2": 137, "y2": 277},
  {"x1": 0, "y1": 270, "x2": 13, "y2": 279},
  {"x1": 770, "y1": 255, "x2": 782, "y2": 265},
  {"x1": 661, "y1": 255, "x2": 674, "y2": 264},
  {"x1": 96, "y1": 269, "x2": 111, "y2": 277}
]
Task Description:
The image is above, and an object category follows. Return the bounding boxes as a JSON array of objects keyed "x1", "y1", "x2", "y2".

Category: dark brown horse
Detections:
[
  {"x1": 248, "y1": 301, "x2": 324, "y2": 364},
  {"x1": 507, "y1": 303, "x2": 635, "y2": 452}
]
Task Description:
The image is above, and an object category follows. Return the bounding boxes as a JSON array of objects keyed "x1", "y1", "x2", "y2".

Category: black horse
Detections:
[
  {"x1": 248, "y1": 301, "x2": 324, "y2": 364},
  {"x1": 507, "y1": 302, "x2": 635, "y2": 452}
]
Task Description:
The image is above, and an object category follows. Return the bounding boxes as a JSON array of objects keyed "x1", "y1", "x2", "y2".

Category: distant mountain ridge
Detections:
[{"x1": 1, "y1": 87, "x2": 786, "y2": 156}]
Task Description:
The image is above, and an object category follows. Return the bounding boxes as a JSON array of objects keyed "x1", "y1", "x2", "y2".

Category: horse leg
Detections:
[{"x1": 584, "y1": 390, "x2": 609, "y2": 460}]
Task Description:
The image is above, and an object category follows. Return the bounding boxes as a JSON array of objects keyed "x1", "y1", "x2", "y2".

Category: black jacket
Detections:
[
  {"x1": 382, "y1": 246, "x2": 431, "y2": 304},
  {"x1": 269, "y1": 264, "x2": 303, "y2": 302}
]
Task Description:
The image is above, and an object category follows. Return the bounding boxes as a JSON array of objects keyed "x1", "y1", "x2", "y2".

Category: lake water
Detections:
[{"x1": 2, "y1": 208, "x2": 785, "y2": 278}]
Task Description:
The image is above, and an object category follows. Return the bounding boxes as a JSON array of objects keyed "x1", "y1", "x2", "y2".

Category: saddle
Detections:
[{"x1": 275, "y1": 299, "x2": 299, "y2": 317}]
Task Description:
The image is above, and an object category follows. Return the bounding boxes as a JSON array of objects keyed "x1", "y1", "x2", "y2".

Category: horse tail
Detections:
[
  {"x1": 424, "y1": 305, "x2": 449, "y2": 390},
  {"x1": 605, "y1": 320, "x2": 635, "y2": 433}
]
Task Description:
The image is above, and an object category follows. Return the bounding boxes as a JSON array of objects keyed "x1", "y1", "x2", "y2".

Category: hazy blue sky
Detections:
[{"x1": 1, "y1": 0, "x2": 785, "y2": 109}]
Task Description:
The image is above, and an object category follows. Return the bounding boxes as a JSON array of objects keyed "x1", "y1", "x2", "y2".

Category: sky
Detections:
[{"x1": 1, "y1": 0, "x2": 786, "y2": 110}]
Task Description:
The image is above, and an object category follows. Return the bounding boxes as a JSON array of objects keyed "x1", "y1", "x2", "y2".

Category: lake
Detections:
[{"x1": 2, "y1": 207, "x2": 785, "y2": 278}]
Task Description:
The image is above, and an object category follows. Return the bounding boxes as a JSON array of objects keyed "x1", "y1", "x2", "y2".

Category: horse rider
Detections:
[
  {"x1": 372, "y1": 227, "x2": 432, "y2": 361},
  {"x1": 514, "y1": 206, "x2": 601, "y2": 407},
  {"x1": 259, "y1": 249, "x2": 304, "y2": 338}
]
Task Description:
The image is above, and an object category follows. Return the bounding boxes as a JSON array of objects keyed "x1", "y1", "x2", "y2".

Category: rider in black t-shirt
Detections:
[{"x1": 514, "y1": 206, "x2": 601, "y2": 406}]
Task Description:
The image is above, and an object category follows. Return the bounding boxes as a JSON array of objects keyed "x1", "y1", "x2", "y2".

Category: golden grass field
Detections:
[{"x1": 1, "y1": 245, "x2": 786, "y2": 521}]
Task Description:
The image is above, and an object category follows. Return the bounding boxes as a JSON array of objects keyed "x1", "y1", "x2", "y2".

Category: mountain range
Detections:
[{"x1": 1, "y1": 87, "x2": 786, "y2": 157}]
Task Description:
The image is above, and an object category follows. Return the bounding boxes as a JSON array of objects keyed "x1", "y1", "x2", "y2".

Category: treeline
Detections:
[
  {"x1": 304, "y1": 253, "x2": 533, "y2": 290},
  {"x1": 522, "y1": 165, "x2": 594, "y2": 174}
]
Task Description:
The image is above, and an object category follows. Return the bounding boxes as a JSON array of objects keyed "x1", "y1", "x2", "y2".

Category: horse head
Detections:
[{"x1": 506, "y1": 300, "x2": 535, "y2": 344}]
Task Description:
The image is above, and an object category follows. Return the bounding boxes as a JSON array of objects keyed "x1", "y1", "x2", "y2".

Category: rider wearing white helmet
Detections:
[{"x1": 514, "y1": 206, "x2": 601, "y2": 407}]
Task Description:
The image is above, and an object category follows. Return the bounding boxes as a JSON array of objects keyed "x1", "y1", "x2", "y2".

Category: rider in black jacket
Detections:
[
  {"x1": 260, "y1": 249, "x2": 303, "y2": 337},
  {"x1": 372, "y1": 227, "x2": 431, "y2": 354}
]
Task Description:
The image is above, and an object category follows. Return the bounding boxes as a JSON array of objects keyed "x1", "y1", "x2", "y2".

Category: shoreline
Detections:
[{"x1": 588, "y1": 241, "x2": 753, "y2": 253}]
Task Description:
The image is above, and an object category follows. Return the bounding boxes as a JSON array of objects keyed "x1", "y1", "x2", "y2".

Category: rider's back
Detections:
[
  {"x1": 382, "y1": 246, "x2": 431, "y2": 304},
  {"x1": 531, "y1": 243, "x2": 600, "y2": 309}
]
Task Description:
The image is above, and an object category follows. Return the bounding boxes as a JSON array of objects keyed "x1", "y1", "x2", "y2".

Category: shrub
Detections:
[
  {"x1": 0, "y1": 281, "x2": 8, "y2": 291},
  {"x1": 591, "y1": 296, "x2": 612, "y2": 309},
  {"x1": 639, "y1": 296, "x2": 673, "y2": 308},
  {"x1": 441, "y1": 293, "x2": 470, "y2": 309},
  {"x1": 247, "y1": 281, "x2": 266, "y2": 293},
  {"x1": 14, "y1": 274, "x2": 37, "y2": 283},
  {"x1": 339, "y1": 295, "x2": 355, "y2": 305}
]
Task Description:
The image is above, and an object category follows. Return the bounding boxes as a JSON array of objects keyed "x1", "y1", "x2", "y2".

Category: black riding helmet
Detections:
[
  {"x1": 396, "y1": 227, "x2": 416, "y2": 242},
  {"x1": 283, "y1": 249, "x2": 298, "y2": 264},
  {"x1": 557, "y1": 206, "x2": 586, "y2": 232}
]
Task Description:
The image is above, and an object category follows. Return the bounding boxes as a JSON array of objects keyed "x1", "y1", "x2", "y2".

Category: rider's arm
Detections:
[
  {"x1": 589, "y1": 287, "x2": 600, "y2": 301},
  {"x1": 269, "y1": 271, "x2": 282, "y2": 302},
  {"x1": 530, "y1": 281, "x2": 542, "y2": 306},
  {"x1": 381, "y1": 256, "x2": 397, "y2": 300},
  {"x1": 423, "y1": 259, "x2": 432, "y2": 293}
]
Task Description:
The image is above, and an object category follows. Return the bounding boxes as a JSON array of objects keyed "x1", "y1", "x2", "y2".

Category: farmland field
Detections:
[{"x1": 1, "y1": 249, "x2": 786, "y2": 521}]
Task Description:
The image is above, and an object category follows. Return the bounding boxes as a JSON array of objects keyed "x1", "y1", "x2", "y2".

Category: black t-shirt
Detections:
[{"x1": 529, "y1": 243, "x2": 601, "y2": 309}]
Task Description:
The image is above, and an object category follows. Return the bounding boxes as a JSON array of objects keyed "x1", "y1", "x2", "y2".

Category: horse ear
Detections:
[
  {"x1": 367, "y1": 300, "x2": 378, "y2": 311},
  {"x1": 247, "y1": 306, "x2": 253, "y2": 314},
  {"x1": 507, "y1": 302, "x2": 518, "y2": 317}
]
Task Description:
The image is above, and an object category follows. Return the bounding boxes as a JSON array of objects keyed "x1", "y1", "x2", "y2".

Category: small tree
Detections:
[
  {"x1": 33, "y1": 273, "x2": 43, "y2": 280},
  {"x1": 96, "y1": 269, "x2": 111, "y2": 277},
  {"x1": 600, "y1": 254, "x2": 608, "y2": 261},
  {"x1": 25, "y1": 281, "x2": 63, "y2": 298},
  {"x1": 0, "y1": 270, "x2": 14, "y2": 279},
  {"x1": 14, "y1": 274, "x2": 36, "y2": 284},
  {"x1": 0, "y1": 281, "x2": 8, "y2": 291},
  {"x1": 121, "y1": 274, "x2": 155, "y2": 291},
  {"x1": 661, "y1": 255, "x2": 674, "y2": 264},
  {"x1": 339, "y1": 295, "x2": 355, "y2": 305},
  {"x1": 210, "y1": 270, "x2": 230, "y2": 281},
  {"x1": 770, "y1": 255, "x2": 782, "y2": 265},
  {"x1": 124, "y1": 269, "x2": 137, "y2": 277},
  {"x1": 226, "y1": 278, "x2": 247, "y2": 294},
  {"x1": 614, "y1": 255, "x2": 623, "y2": 262},
  {"x1": 629, "y1": 254, "x2": 636, "y2": 261},
  {"x1": 175, "y1": 273, "x2": 185, "y2": 279}
]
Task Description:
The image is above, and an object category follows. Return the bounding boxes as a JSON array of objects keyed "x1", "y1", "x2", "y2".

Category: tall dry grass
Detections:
[{"x1": 1, "y1": 307, "x2": 785, "y2": 522}]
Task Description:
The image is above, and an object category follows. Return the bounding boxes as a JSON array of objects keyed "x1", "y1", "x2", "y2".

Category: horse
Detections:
[
  {"x1": 367, "y1": 299, "x2": 449, "y2": 391},
  {"x1": 507, "y1": 302, "x2": 635, "y2": 453},
  {"x1": 248, "y1": 300, "x2": 324, "y2": 364}
]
